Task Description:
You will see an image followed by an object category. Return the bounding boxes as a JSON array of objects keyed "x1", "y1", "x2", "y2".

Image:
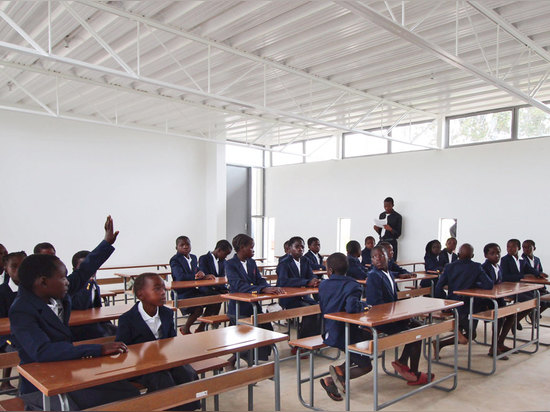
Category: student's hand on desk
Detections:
[
  {"x1": 399, "y1": 273, "x2": 415, "y2": 279},
  {"x1": 204, "y1": 274, "x2": 216, "y2": 280},
  {"x1": 307, "y1": 278, "x2": 320, "y2": 287},
  {"x1": 540, "y1": 273, "x2": 549, "y2": 279},
  {"x1": 101, "y1": 342, "x2": 128, "y2": 356},
  {"x1": 262, "y1": 287, "x2": 286, "y2": 295},
  {"x1": 104, "y1": 215, "x2": 119, "y2": 245},
  {"x1": 195, "y1": 271, "x2": 206, "y2": 280}
]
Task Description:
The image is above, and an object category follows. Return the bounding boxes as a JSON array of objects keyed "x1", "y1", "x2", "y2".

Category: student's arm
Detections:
[
  {"x1": 388, "y1": 213, "x2": 402, "y2": 238},
  {"x1": 345, "y1": 285, "x2": 367, "y2": 313},
  {"x1": 170, "y1": 257, "x2": 194, "y2": 282},
  {"x1": 501, "y1": 258, "x2": 523, "y2": 282},
  {"x1": 474, "y1": 265, "x2": 494, "y2": 290},
  {"x1": 434, "y1": 270, "x2": 448, "y2": 299},
  {"x1": 365, "y1": 273, "x2": 384, "y2": 306},
  {"x1": 276, "y1": 261, "x2": 308, "y2": 287},
  {"x1": 198, "y1": 255, "x2": 212, "y2": 276},
  {"x1": 226, "y1": 261, "x2": 267, "y2": 294},
  {"x1": 522, "y1": 261, "x2": 541, "y2": 277},
  {"x1": 115, "y1": 315, "x2": 133, "y2": 345}
]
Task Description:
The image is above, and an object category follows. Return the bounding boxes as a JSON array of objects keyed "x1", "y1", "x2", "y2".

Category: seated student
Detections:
[
  {"x1": 33, "y1": 242, "x2": 56, "y2": 255},
  {"x1": 276, "y1": 236, "x2": 321, "y2": 338},
  {"x1": 361, "y1": 236, "x2": 375, "y2": 266},
  {"x1": 438, "y1": 237, "x2": 458, "y2": 267},
  {"x1": 522, "y1": 239, "x2": 544, "y2": 273},
  {"x1": 433, "y1": 244, "x2": 494, "y2": 355},
  {"x1": 9, "y1": 216, "x2": 140, "y2": 411},
  {"x1": 0, "y1": 251, "x2": 26, "y2": 391},
  {"x1": 278, "y1": 240, "x2": 291, "y2": 263},
  {"x1": 0, "y1": 244, "x2": 8, "y2": 284},
  {"x1": 70, "y1": 250, "x2": 117, "y2": 341},
  {"x1": 346, "y1": 240, "x2": 369, "y2": 280},
  {"x1": 303, "y1": 237, "x2": 326, "y2": 270},
  {"x1": 170, "y1": 236, "x2": 219, "y2": 335},
  {"x1": 379, "y1": 241, "x2": 414, "y2": 278},
  {"x1": 318, "y1": 253, "x2": 372, "y2": 401},
  {"x1": 198, "y1": 239, "x2": 232, "y2": 298},
  {"x1": 366, "y1": 245, "x2": 432, "y2": 385},
  {"x1": 226, "y1": 234, "x2": 285, "y2": 367},
  {"x1": 424, "y1": 240, "x2": 445, "y2": 273},
  {"x1": 116, "y1": 273, "x2": 199, "y2": 411}
]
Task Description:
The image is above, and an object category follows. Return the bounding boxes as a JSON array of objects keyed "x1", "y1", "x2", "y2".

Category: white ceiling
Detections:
[{"x1": 0, "y1": 0, "x2": 549, "y2": 149}]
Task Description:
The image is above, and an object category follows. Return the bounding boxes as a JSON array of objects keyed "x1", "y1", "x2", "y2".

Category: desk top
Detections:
[
  {"x1": 256, "y1": 263, "x2": 278, "y2": 270},
  {"x1": 454, "y1": 282, "x2": 543, "y2": 299},
  {"x1": 520, "y1": 277, "x2": 550, "y2": 285},
  {"x1": 324, "y1": 297, "x2": 463, "y2": 327},
  {"x1": 99, "y1": 264, "x2": 169, "y2": 271},
  {"x1": 395, "y1": 261, "x2": 424, "y2": 266},
  {"x1": 114, "y1": 272, "x2": 170, "y2": 279},
  {"x1": 221, "y1": 287, "x2": 318, "y2": 303},
  {"x1": 18, "y1": 325, "x2": 288, "y2": 397},
  {"x1": 313, "y1": 270, "x2": 327, "y2": 276},
  {"x1": 167, "y1": 277, "x2": 228, "y2": 290},
  {"x1": 355, "y1": 273, "x2": 438, "y2": 285}
]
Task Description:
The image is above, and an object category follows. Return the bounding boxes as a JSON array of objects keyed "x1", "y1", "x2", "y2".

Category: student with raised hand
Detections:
[
  {"x1": 0, "y1": 244, "x2": 8, "y2": 284},
  {"x1": 439, "y1": 237, "x2": 458, "y2": 267},
  {"x1": 116, "y1": 273, "x2": 199, "y2": 411},
  {"x1": 366, "y1": 245, "x2": 431, "y2": 386},
  {"x1": 345, "y1": 240, "x2": 369, "y2": 280},
  {"x1": 9, "y1": 216, "x2": 140, "y2": 411},
  {"x1": 361, "y1": 236, "x2": 375, "y2": 266},
  {"x1": 304, "y1": 237, "x2": 326, "y2": 270},
  {"x1": 33, "y1": 242, "x2": 56, "y2": 255}
]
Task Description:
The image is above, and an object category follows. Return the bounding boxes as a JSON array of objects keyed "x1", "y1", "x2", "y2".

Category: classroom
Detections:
[{"x1": 1, "y1": 1, "x2": 550, "y2": 410}]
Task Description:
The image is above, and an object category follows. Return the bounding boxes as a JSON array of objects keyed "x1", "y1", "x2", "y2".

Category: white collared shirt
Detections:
[
  {"x1": 513, "y1": 255, "x2": 521, "y2": 272},
  {"x1": 184, "y1": 255, "x2": 192, "y2": 269},
  {"x1": 241, "y1": 260, "x2": 248, "y2": 274},
  {"x1": 138, "y1": 301, "x2": 162, "y2": 339},
  {"x1": 492, "y1": 264, "x2": 500, "y2": 282},
  {"x1": 527, "y1": 256, "x2": 535, "y2": 268},
  {"x1": 8, "y1": 278, "x2": 18, "y2": 293},
  {"x1": 315, "y1": 253, "x2": 321, "y2": 265},
  {"x1": 382, "y1": 270, "x2": 395, "y2": 292},
  {"x1": 447, "y1": 252, "x2": 453, "y2": 263},
  {"x1": 47, "y1": 298, "x2": 63, "y2": 321},
  {"x1": 210, "y1": 252, "x2": 219, "y2": 275},
  {"x1": 294, "y1": 258, "x2": 301, "y2": 274}
]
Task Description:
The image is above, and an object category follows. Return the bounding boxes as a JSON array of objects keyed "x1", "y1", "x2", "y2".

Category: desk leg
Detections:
[
  {"x1": 491, "y1": 299, "x2": 498, "y2": 375},
  {"x1": 124, "y1": 278, "x2": 128, "y2": 304},
  {"x1": 452, "y1": 308, "x2": 459, "y2": 389},
  {"x1": 344, "y1": 322, "x2": 350, "y2": 411},
  {"x1": 467, "y1": 297, "x2": 473, "y2": 370},
  {"x1": 273, "y1": 344, "x2": 281, "y2": 411},
  {"x1": 372, "y1": 327, "x2": 379, "y2": 412},
  {"x1": 253, "y1": 304, "x2": 259, "y2": 365},
  {"x1": 236, "y1": 302, "x2": 241, "y2": 367},
  {"x1": 58, "y1": 394, "x2": 70, "y2": 411},
  {"x1": 42, "y1": 394, "x2": 50, "y2": 411}
]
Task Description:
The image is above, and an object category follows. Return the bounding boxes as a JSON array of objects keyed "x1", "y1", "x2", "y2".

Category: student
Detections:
[
  {"x1": 522, "y1": 239, "x2": 543, "y2": 272},
  {"x1": 318, "y1": 253, "x2": 372, "y2": 401},
  {"x1": 433, "y1": 244, "x2": 494, "y2": 355},
  {"x1": 116, "y1": 273, "x2": 199, "y2": 411},
  {"x1": 226, "y1": 234, "x2": 285, "y2": 366},
  {"x1": 378, "y1": 241, "x2": 414, "y2": 279},
  {"x1": 0, "y1": 244, "x2": 8, "y2": 284},
  {"x1": 278, "y1": 240, "x2": 291, "y2": 263},
  {"x1": 198, "y1": 239, "x2": 232, "y2": 297},
  {"x1": 0, "y1": 251, "x2": 26, "y2": 391},
  {"x1": 424, "y1": 240, "x2": 445, "y2": 273},
  {"x1": 366, "y1": 245, "x2": 431, "y2": 385},
  {"x1": 346, "y1": 240, "x2": 369, "y2": 280},
  {"x1": 9, "y1": 216, "x2": 140, "y2": 410},
  {"x1": 33, "y1": 242, "x2": 56, "y2": 255},
  {"x1": 361, "y1": 236, "x2": 375, "y2": 266},
  {"x1": 70, "y1": 250, "x2": 117, "y2": 341},
  {"x1": 438, "y1": 237, "x2": 458, "y2": 267},
  {"x1": 276, "y1": 236, "x2": 321, "y2": 338},
  {"x1": 170, "y1": 236, "x2": 219, "y2": 335},
  {"x1": 304, "y1": 237, "x2": 326, "y2": 270},
  {"x1": 373, "y1": 197, "x2": 402, "y2": 259}
]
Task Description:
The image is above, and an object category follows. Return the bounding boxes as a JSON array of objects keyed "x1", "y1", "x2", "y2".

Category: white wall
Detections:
[
  {"x1": 0, "y1": 111, "x2": 224, "y2": 269},
  {"x1": 265, "y1": 138, "x2": 550, "y2": 266}
]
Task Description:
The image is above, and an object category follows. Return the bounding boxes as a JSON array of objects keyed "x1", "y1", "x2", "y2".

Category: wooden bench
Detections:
[
  {"x1": 473, "y1": 298, "x2": 537, "y2": 321},
  {"x1": 173, "y1": 295, "x2": 226, "y2": 309},
  {"x1": 397, "y1": 286, "x2": 431, "y2": 300},
  {"x1": 87, "y1": 363, "x2": 275, "y2": 411},
  {"x1": 196, "y1": 314, "x2": 230, "y2": 329},
  {"x1": 289, "y1": 334, "x2": 326, "y2": 351},
  {"x1": 0, "y1": 397, "x2": 24, "y2": 411},
  {"x1": 239, "y1": 304, "x2": 320, "y2": 326}
]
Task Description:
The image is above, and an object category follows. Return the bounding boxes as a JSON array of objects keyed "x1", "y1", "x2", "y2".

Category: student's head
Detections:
[
  {"x1": 18, "y1": 254, "x2": 68, "y2": 299},
  {"x1": 232, "y1": 234, "x2": 254, "y2": 259},
  {"x1": 4, "y1": 251, "x2": 27, "y2": 285},
  {"x1": 346, "y1": 240, "x2": 361, "y2": 258},
  {"x1": 371, "y1": 245, "x2": 389, "y2": 270},
  {"x1": 383, "y1": 197, "x2": 394, "y2": 214},
  {"x1": 522, "y1": 239, "x2": 536, "y2": 257},
  {"x1": 457, "y1": 243, "x2": 474, "y2": 260},
  {"x1": 213, "y1": 240, "x2": 232, "y2": 260},
  {"x1": 307, "y1": 237, "x2": 320, "y2": 253},
  {"x1": 71, "y1": 250, "x2": 90, "y2": 271},
  {"x1": 483, "y1": 243, "x2": 501, "y2": 265},
  {"x1": 283, "y1": 240, "x2": 291, "y2": 254},
  {"x1": 33, "y1": 242, "x2": 56, "y2": 256},
  {"x1": 326, "y1": 252, "x2": 348, "y2": 277},
  {"x1": 133, "y1": 272, "x2": 167, "y2": 306},
  {"x1": 364, "y1": 236, "x2": 375, "y2": 250},
  {"x1": 176, "y1": 236, "x2": 191, "y2": 256},
  {"x1": 506, "y1": 239, "x2": 521, "y2": 256},
  {"x1": 378, "y1": 241, "x2": 394, "y2": 261},
  {"x1": 0, "y1": 244, "x2": 7, "y2": 270},
  {"x1": 445, "y1": 237, "x2": 457, "y2": 252},
  {"x1": 288, "y1": 236, "x2": 305, "y2": 260},
  {"x1": 425, "y1": 240, "x2": 441, "y2": 256}
]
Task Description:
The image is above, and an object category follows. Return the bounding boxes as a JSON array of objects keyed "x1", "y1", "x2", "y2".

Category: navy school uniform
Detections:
[
  {"x1": 116, "y1": 303, "x2": 199, "y2": 410},
  {"x1": 422, "y1": 253, "x2": 445, "y2": 288},
  {"x1": 361, "y1": 248, "x2": 372, "y2": 266},
  {"x1": 438, "y1": 249, "x2": 458, "y2": 267},
  {"x1": 303, "y1": 250, "x2": 325, "y2": 271},
  {"x1": 225, "y1": 255, "x2": 273, "y2": 361},
  {"x1": 198, "y1": 252, "x2": 229, "y2": 295},
  {"x1": 347, "y1": 255, "x2": 369, "y2": 280},
  {"x1": 522, "y1": 254, "x2": 544, "y2": 273},
  {"x1": 0, "y1": 280, "x2": 18, "y2": 353},
  {"x1": 9, "y1": 240, "x2": 139, "y2": 410},
  {"x1": 500, "y1": 254, "x2": 548, "y2": 304},
  {"x1": 170, "y1": 253, "x2": 201, "y2": 299},
  {"x1": 481, "y1": 260, "x2": 506, "y2": 308},
  {"x1": 378, "y1": 211, "x2": 402, "y2": 259},
  {"x1": 0, "y1": 270, "x2": 9, "y2": 285}
]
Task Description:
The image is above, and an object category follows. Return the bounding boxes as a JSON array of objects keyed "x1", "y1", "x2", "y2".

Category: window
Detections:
[
  {"x1": 438, "y1": 218, "x2": 457, "y2": 244},
  {"x1": 305, "y1": 136, "x2": 337, "y2": 163},
  {"x1": 337, "y1": 218, "x2": 351, "y2": 254},
  {"x1": 265, "y1": 217, "x2": 276, "y2": 262},
  {"x1": 448, "y1": 110, "x2": 512, "y2": 146},
  {"x1": 251, "y1": 168, "x2": 265, "y2": 258},
  {"x1": 343, "y1": 132, "x2": 388, "y2": 158},
  {"x1": 518, "y1": 106, "x2": 550, "y2": 139},
  {"x1": 391, "y1": 122, "x2": 436, "y2": 152},
  {"x1": 271, "y1": 142, "x2": 304, "y2": 166},
  {"x1": 226, "y1": 144, "x2": 264, "y2": 167}
]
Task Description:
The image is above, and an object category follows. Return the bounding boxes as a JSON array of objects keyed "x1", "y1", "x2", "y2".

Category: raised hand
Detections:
[{"x1": 104, "y1": 215, "x2": 120, "y2": 245}]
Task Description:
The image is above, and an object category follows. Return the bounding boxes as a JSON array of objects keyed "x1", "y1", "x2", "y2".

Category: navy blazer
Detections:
[
  {"x1": 379, "y1": 211, "x2": 402, "y2": 241},
  {"x1": 438, "y1": 249, "x2": 458, "y2": 266},
  {"x1": 71, "y1": 279, "x2": 102, "y2": 310},
  {"x1": 303, "y1": 250, "x2": 325, "y2": 270},
  {"x1": 366, "y1": 267, "x2": 398, "y2": 306},
  {"x1": 318, "y1": 274, "x2": 366, "y2": 351},
  {"x1": 9, "y1": 240, "x2": 114, "y2": 394},
  {"x1": 361, "y1": 248, "x2": 372, "y2": 265},
  {"x1": 522, "y1": 254, "x2": 544, "y2": 273},
  {"x1": 276, "y1": 257, "x2": 316, "y2": 309},
  {"x1": 198, "y1": 252, "x2": 228, "y2": 293},
  {"x1": 424, "y1": 253, "x2": 445, "y2": 273},
  {"x1": 0, "y1": 283, "x2": 17, "y2": 348},
  {"x1": 500, "y1": 254, "x2": 539, "y2": 282},
  {"x1": 481, "y1": 260, "x2": 503, "y2": 285},
  {"x1": 170, "y1": 253, "x2": 199, "y2": 298},
  {"x1": 1, "y1": 271, "x2": 9, "y2": 285},
  {"x1": 388, "y1": 259, "x2": 409, "y2": 276},
  {"x1": 435, "y1": 259, "x2": 493, "y2": 304},
  {"x1": 226, "y1": 255, "x2": 268, "y2": 318},
  {"x1": 347, "y1": 255, "x2": 369, "y2": 280},
  {"x1": 116, "y1": 303, "x2": 176, "y2": 344}
]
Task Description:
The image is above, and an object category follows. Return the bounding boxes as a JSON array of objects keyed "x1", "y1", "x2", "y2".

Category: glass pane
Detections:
[
  {"x1": 265, "y1": 217, "x2": 276, "y2": 262},
  {"x1": 439, "y1": 218, "x2": 457, "y2": 244},
  {"x1": 518, "y1": 106, "x2": 550, "y2": 139},
  {"x1": 391, "y1": 141, "x2": 425, "y2": 153},
  {"x1": 305, "y1": 137, "x2": 337, "y2": 163},
  {"x1": 226, "y1": 145, "x2": 263, "y2": 167},
  {"x1": 391, "y1": 122, "x2": 437, "y2": 151},
  {"x1": 449, "y1": 111, "x2": 512, "y2": 146},
  {"x1": 250, "y1": 168, "x2": 263, "y2": 216},
  {"x1": 251, "y1": 217, "x2": 264, "y2": 259},
  {"x1": 337, "y1": 218, "x2": 351, "y2": 254},
  {"x1": 271, "y1": 142, "x2": 304, "y2": 166},
  {"x1": 344, "y1": 132, "x2": 388, "y2": 157}
]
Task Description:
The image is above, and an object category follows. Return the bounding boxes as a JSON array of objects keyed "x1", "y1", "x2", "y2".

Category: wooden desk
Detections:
[
  {"x1": 98, "y1": 264, "x2": 169, "y2": 271},
  {"x1": 521, "y1": 277, "x2": 550, "y2": 285},
  {"x1": 395, "y1": 261, "x2": 424, "y2": 271},
  {"x1": 167, "y1": 277, "x2": 227, "y2": 290},
  {"x1": 453, "y1": 282, "x2": 543, "y2": 375},
  {"x1": 18, "y1": 325, "x2": 288, "y2": 411},
  {"x1": 312, "y1": 270, "x2": 327, "y2": 277},
  {"x1": 114, "y1": 272, "x2": 170, "y2": 303},
  {"x1": 256, "y1": 263, "x2": 278, "y2": 272},
  {"x1": 325, "y1": 297, "x2": 463, "y2": 411}
]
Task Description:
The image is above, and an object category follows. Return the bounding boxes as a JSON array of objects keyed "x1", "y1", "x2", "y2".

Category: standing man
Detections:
[{"x1": 373, "y1": 197, "x2": 402, "y2": 260}]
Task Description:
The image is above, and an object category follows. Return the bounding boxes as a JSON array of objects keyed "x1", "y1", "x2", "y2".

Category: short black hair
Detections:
[
  {"x1": 378, "y1": 241, "x2": 392, "y2": 252},
  {"x1": 176, "y1": 236, "x2": 190, "y2": 245},
  {"x1": 326, "y1": 252, "x2": 348, "y2": 276},
  {"x1": 384, "y1": 197, "x2": 394, "y2": 205},
  {"x1": 364, "y1": 236, "x2": 375, "y2": 243},
  {"x1": 214, "y1": 240, "x2": 232, "y2": 253},
  {"x1": 483, "y1": 243, "x2": 500, "y2": 256},
  {"x1": 522, "y1": 239, "x2": 535, "y2": 247},
  {"x1": 425, "y1": 239, "x2": 441, "y2": 255},
  {"x1": 33, "y1": 242, "x2": 55, "y2": 254},
  {"x1": 3, "y1": 251, "x2": 27, "y2": 266},
  {"x1": 507, "y1": 238, "x2": 521, "y2": 248},
  {"x1": 18, "y1": 254, "x2": 64, "y2": 291},
  {"x1": 307, "y1": 237, "x2": 319, "y2": 247},
  {"x1": 71, "y1": 250, "x2": 90, "y2": 270},
  {"x1": 371, "y1": 244, "x2": 388, "y2": 260},
  {"x1": 346, "y1": 240, "x2": 361, "y2": 255},
  {"x1": 133, "y1": 272, "x2": 163, "y2": 296},
  {"x1": 283, "y1": 240, "x2": 291, "y2": 248},
  {"x1": 288, "y1": 236, "x2": 305, "y2": 247},
  {"x1": 232, "y1": 234, "x2": 254, "y2": 252}
]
